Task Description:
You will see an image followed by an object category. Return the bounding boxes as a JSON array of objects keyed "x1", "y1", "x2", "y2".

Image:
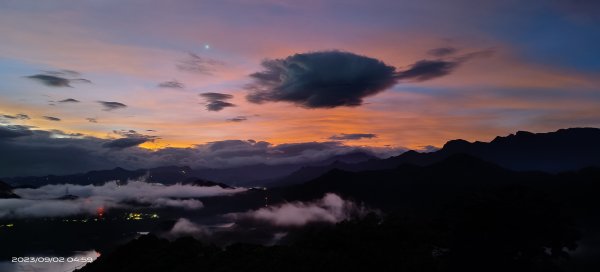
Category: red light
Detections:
[{"x1": 96, "y1": 207, "x2": 105, "y2": 217}]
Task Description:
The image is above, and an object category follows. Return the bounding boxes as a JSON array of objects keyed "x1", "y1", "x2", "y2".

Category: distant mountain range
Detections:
[
  {"x1": 2, "y1": 152, "x2": 377, "y2": 187},
  {"x1": 4, "y1": 128, "x2": 599, "y2": 188},
  {"x1": 272, "y1": 127, "x2": 600, "y2": 186},
  {"x1": 77, "y1": 132, "x2": 600, "y2": 272}
]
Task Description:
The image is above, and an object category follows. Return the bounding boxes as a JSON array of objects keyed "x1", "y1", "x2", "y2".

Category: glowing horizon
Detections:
[{"x1": 1, "y1": 0, "x2": 599, "y2": 163}]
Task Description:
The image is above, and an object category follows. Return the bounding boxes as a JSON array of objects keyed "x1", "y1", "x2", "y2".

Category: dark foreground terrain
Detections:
[
  {"x1": 79, "y1": 159, "x2": 600, "y2": 271},
  {"x1": 3, "y1": 128, "x2": 600, "y2": 272}
]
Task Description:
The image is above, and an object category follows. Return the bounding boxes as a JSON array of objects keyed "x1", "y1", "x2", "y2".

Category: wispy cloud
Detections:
[
  {"x1": 396, "y1": 49, "x2": 494, "y2": 82},
  {"x1": 329, "y1": 133, "x2": 377, "y2": 141},
  {"x1": 1, "y1": 114, "x2": 30, "y2": 120},
  {"x1": 395, "y1": 60, "x2": 459, "y2": 81},
  {"x1": 227, "y1": 116, "x2": 248, "y2": 122},
  {"x1": 427, "y1": 47, "x2": 458, "y2": 57},
  {"x1": 158, "y1": 80, "x2": 185, "y2": 89},
  {"x1": 98, "y1": 101, "x2": 127, "y2": 111},
  {"x1": 26, "y1": 70, "x2": 91, "y2": 87},
  {"x1": 42, "y1": 116, "x2": 61, "y2": 121},
  {"x1": 176, "y1": 52, "x2": 223, "y2": 74}
]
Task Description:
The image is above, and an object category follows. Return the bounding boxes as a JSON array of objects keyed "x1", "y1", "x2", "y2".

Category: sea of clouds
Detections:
[{"x1": 0, "y1": 180, "x2": 245, "y2": 218}]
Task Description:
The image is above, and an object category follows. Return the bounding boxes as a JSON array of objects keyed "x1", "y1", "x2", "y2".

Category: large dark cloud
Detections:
[
  {"x1": 245, "y1": 51, "x2": 398, "y2": 108},
  {"x1": 177, "y1": 52, "x2": 223, "y2": 74},
  {"x1": 42, "y1": 116, "x2": 61, "y2": 121},
  {"x1": 0, "y1": 125, "x2": 33, "y2": 138},
  {"x1": 199, "y1": 92, "x2": 236, "y2": 111},
  {"x1": 26, "y1": 70, "x2": 91, "y2": 87},
  {"x1": 329, "y1": 133, "x2": 377, "y2": 141},
  {"x1": 244, "y1": 50, "x2": 495, "y2": 108},
  {"x1": 98, "y1": 101, "x2": 127, "y2": 111}
]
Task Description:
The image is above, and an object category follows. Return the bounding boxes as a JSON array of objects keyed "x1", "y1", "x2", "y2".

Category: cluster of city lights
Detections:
[{"x1": 126, "y1": 213, "x2": 159, "y2": 220}]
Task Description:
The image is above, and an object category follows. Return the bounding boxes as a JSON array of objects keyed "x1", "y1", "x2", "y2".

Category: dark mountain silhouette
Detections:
[
  {"x1": 0, "y1": 180, "x2": 19, "y2": 198},
  {"x1": 273, "y1": 128, "x2": 600, "y2": 186},
  {"x1": 314, "y1": 151, "x2": 378, "y2": 165},
  {"x1": 3, "y1": 166, "x2": 193, "y2": 187},
  {"x1": 187, "y1": 151, "x2": 376, "y2": 186},
  {"x1": 78, "y1": 153, "x2": 600, "y2": 272},
  {"x1": 278, "y1": 154, "x2": 548, "y2": 213},
  {"x1": 3, "y1": 151, "x2": 376, "y2": 188},
  {"x1": 381, "y1": 127, "x2": 600, "y2": 172},
  {"x1": 428, "y1": 128, "x2": 600, "y2": 172}
]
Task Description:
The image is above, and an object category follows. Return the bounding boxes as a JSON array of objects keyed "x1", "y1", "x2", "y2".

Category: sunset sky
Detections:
[{"x1": 1, "y1": 0, "x2": 600, "y2": 176}]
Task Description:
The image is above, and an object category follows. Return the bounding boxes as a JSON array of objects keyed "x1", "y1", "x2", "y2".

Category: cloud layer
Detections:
[
  {"x1": 0, "y1": 125, "x2": 33, "y2": 138},
  {"x1": 229, "y1": 193, "x2": 370, "y2": 227},
  {"x1": 0, "y1": 127, "x2": 403, "y2": 177},
  {"x1": 0, "y1": 180, "x2": 245, "y2": 218}
]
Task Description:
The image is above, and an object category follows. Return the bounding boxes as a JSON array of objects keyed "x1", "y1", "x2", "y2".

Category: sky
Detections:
[{"x1": 1, "y1": 0, "x2": 599, "y2": 176}]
